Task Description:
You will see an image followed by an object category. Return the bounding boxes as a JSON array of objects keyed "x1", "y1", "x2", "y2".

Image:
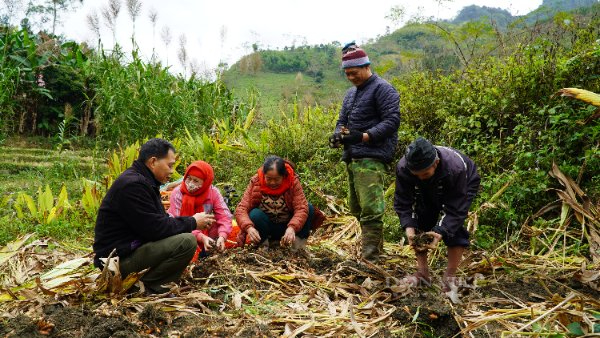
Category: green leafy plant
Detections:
[
  {"x1": 104, "y1": 141, "x2": 139, "y2": 188},
  {"x1": 80, "y1": 179, "x2": 102, "y2": 218},
  {"x1": 13, "y1": 185, "x2": 71, "y2": 225}
]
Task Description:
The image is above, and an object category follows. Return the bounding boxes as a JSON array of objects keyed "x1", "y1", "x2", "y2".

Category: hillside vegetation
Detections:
[{"x1": 223, "y1": 0, "x2": 599, "y2": 115}]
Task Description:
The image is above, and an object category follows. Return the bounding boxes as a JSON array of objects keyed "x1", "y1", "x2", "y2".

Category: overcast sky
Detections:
[{"x1": 52, "y1": 0, "x2": 542, "y2": 76}]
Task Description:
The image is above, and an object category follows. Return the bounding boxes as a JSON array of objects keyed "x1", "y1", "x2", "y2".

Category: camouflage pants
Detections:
[{"x1": 347, "y1": 159, "x2": 386, "y2": 257}]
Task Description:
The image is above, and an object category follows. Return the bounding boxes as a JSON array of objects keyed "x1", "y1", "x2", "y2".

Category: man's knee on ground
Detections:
[{"x1": 179, "y1": 233, "x2": 198, "y2": 257}]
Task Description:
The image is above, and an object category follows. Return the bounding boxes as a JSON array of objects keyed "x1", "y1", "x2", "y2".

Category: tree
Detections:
[
  {"x1": 385, "y1": 5, "x2": 406, "y2": 30},
  {"x1": 147, "y1": 8, "x2": 157, "y2": 59},
  {"x1": 26, "y1": 0, "x2": 83, "y2": 35},
  {"x1": 86, "y1": 10, "x2": 100, "y2": 44},
  {"x1": 1, "y1": 0, "x2": 24, "y2": 25},
  {"x1": 177, "y1": 33, "x2": 188, "y2": 76}
]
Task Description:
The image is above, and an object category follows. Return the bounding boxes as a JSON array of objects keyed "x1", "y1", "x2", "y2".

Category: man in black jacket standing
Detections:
[
  {"x1": 94, "y1": 138, "x2": 214, "y2": 294},
  {"x1": 394, "y1": 137, "x2": 480, "y2": 290},
  {"x1": 329, "y1": 42, "x2": 400, "y2": 261}
]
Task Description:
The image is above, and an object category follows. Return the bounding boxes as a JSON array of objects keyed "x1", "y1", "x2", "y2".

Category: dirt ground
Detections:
[{"x1": 1, "y1": 229, "x2": 599, "y2": 337}]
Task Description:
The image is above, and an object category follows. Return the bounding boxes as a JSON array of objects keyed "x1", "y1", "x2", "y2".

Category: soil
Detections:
[
  {"x1": 412, "y1": 233, "x2": 434, "y2": 247},
  {"x1": 2, "y1": 246, "x2": 599, "y2": 337},
  {"x1": 391, "y1": 288, "x2": 460, "y2": 337},
  {"x1": 308, "y1": 248, "x2": 344, "y2": 274},
  {"x1": 0, "y1": 309, "x2": 139, "y2": 338}
]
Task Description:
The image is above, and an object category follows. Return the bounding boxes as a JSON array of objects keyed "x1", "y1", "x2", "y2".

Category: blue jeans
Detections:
[{"x1": 249, "y1": 204, "x2": 314, "y2": 243}]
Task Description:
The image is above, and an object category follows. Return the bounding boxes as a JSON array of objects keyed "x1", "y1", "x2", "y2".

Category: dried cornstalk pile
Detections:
[{"x1": 1, "y1": 164, "x2": 600, "y2": 337}]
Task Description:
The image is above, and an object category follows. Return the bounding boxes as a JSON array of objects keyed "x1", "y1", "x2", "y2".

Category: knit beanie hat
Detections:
[
  {"x1": 341, "y1": 42, "x2": 371, "y2": 69},
  {"x1": 405, "y1": 137, "x2": 438, "y2": 171}
]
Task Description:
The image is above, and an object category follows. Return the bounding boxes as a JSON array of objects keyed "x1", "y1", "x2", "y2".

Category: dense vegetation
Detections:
[
  {"x1": 0, "y1": 28, "x2": 250, "y2": 144},
  {"x1": 1, "y1": 1, "x2": 599, "y2": 260}
]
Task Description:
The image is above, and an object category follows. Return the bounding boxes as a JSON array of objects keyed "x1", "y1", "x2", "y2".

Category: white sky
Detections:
[{"x1": 48, "y1": 0, "x2": 542, "y2": 76}]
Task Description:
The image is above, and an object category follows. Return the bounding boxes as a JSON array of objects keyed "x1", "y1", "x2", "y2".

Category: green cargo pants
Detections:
[
  {"x1": 347, "y1": 158, "x2": 386, "y2": 260},
  {"x1": 119, "y1": 233, "x2": 197, "y2": 292}
]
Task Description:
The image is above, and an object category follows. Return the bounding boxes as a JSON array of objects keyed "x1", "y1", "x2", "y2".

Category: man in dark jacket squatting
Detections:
[
  {"x1": 394, "y1": 137, "x2": 480, "y2": 291},
  {"x1": 329, "y1": 42, "x2": 401, "y2": 262},
  {"x1": 93, "y1": 138, "x2": 214, "y2": 294}
]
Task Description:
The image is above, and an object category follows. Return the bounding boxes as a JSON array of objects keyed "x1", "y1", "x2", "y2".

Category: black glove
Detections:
[
  {"x1": 341, "y1": 130, "x2": 363, "y2": 145},
  {"x1": 329, "y1": 133, "x2": 343, "y2": 148}
]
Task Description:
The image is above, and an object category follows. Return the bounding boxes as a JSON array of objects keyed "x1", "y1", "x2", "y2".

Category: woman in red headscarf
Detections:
[
  {"x1": 235, "y1": 156, "x2": 325, "y2": 251},
  {"x1": 168, "y1": 161, "x2": 233, "y2": 255}
]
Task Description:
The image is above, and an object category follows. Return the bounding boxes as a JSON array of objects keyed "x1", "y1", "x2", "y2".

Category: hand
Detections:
[
  {"x1": 406, "y1": 227, "x2": 427, "y2": 253},
  {"x1": 192, "y1": 212, "x2": 215, "y2": 230},
  {"x1": 329, "y1": 133, "x2": 343, "y2": 148},
  {"x1": 406, "y1": 227, "x2": 416, "y2": 247},
  {"x1": 197, "y1": 233, "x2": 215, "y2": 251},
  {"x1": 216, "y1": 236, "x2": 226, "y2": 251},
  {"x1": 280, "y1": 227, "x2": 296, "y2": 246},
  {"x1": 341, "y1": 130, "x2": 363, "y2": 145},
  {"x1": 246, "y1": 227, "x2": 261, "y2": 244},
  {"x1": 424, "y1": 231, "x2": 442, "y2": 250}
]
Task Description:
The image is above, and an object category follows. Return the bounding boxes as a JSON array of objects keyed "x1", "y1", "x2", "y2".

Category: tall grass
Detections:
[
  {"x1": 0, "y1": 26, "x2": 252, "y2": 145},
  {"x1": 91, "y1": 48, "x2": 244, "y2": 143}
]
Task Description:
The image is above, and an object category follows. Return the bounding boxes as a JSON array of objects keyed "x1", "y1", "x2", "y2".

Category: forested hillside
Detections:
[{"x1": 223, "y1": 0, "x2": 599, "y2": 115}]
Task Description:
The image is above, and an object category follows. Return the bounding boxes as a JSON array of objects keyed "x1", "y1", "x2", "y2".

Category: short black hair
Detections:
[
  {"x1": 263, "y1": 155, "x2": 288, "y2": 177},
  {"x1": 138, "y1": 138, "x2": 176, "y2": 163}
]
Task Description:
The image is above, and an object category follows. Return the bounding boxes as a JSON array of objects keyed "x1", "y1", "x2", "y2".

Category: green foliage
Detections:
[
  {"x1": 0, "y1": 26, "x2": 247, "y2": 145},
  {"x1": 392, "y1": 8, "x2": 600, "y2": 245},
  {"x1": 13, "y1": 185, "x2": 71, "y2": 225},
  {"x1": 80, "y1": 179, "x2": 102, "y2": 218},
  {"x1": 91, "y1": 48, "x2": 241, "y2": 143},
  {"x1": 104, "y1": 141, "x2": 139, "y2": 187},
  {"x1": 175, "y1": 104, "x2": 346, "y2": 211}
]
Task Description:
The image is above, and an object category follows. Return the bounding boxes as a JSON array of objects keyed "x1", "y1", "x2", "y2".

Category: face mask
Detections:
[{"x1": 185, "y1": 179, "x2": 201, "y2": 193}]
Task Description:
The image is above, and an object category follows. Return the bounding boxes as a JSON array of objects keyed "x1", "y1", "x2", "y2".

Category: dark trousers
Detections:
[
  {"x1": 119, "y1": 233, "x2": 197, "y2": 290},
  {"x1": 249, "y1": 204, "x2": 314, "y2": 243}
]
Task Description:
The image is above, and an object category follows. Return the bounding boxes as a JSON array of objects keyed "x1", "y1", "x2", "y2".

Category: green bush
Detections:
[{"x1": 391, "y1": 11, "x2": 600, "y2": 244}]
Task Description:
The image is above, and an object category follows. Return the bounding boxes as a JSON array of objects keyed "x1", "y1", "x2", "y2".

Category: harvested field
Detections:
[{"x1": 1, "y1": 217, "x2": 599, "y2": 337}]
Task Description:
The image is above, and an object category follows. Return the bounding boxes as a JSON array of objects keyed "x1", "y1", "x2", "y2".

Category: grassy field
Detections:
[
  {"x1": 0, "y1": 139, "x2": 107, "y2": 246},
  {"x1": 223, "y1": 69, "x2": 349, "y2": 119}
]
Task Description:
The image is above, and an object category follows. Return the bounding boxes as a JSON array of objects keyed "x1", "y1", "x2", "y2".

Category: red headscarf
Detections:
[
  {"x1": 180, "y1": 161, "x2": 214, "y2": 216},
  {"x1": 257, "y1": 162, "x2": 295, "y2": 196}
]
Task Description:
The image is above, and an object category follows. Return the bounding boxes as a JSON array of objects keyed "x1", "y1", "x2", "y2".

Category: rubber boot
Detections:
[{"x1": 361, "y1": 234, "x2": 383, "y2": 262}]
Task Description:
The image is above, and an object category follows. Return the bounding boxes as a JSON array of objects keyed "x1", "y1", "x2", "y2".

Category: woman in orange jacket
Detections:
[{"x1": 235, "y1": 155, "x2": 324, "y2": 250}]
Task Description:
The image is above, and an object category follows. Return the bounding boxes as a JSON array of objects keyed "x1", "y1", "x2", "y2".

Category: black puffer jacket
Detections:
[
  {"x1": 335, "y1": 74, "x2": 400, "y2": 163},
  {"x1": 93, "y1": 160, "x2": 196, "y2": 268}
]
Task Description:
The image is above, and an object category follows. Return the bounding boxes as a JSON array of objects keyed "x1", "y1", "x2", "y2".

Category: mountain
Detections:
[
  {"x1": 222, "y1": 1, "x2": 599, "y2": 117},
  {"x1": 451, "y1": 5, "x2": 513, "y2": 26},
  {"x1": 541, "y1": 0, "x2": 598, "y2": 11}
]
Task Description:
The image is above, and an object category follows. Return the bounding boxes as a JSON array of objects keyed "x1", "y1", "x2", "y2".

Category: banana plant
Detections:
[{"x1": 14, "y1": 185, "x2": 71, "y2": 225}]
